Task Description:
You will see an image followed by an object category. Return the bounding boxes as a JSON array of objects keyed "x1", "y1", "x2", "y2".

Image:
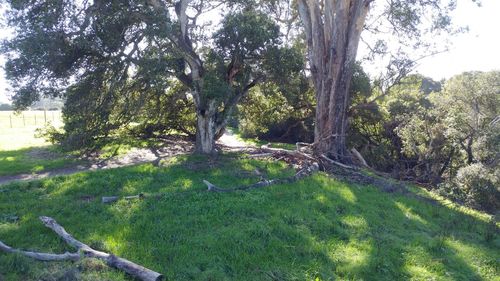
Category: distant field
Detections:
[
  {"x1": 0, "y1": 110, "x2": 62, "y2": 129},
  {"x1": 0, "y1": 111, "x2": 62, "y2": 150}
]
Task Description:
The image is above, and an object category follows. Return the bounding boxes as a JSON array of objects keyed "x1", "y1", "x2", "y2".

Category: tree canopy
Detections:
[{"x1": 2, "y1": 0, "x2": 302, "y2": 152}]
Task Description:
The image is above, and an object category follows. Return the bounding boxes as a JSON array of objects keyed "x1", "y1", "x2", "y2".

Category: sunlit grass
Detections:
[
  {"x1": 0, "y1": 146, "x2": 79, "y2": 177},
  {"x1": 0, "y1": 154, "x2": 498, "y2": 280},
  {"x1": 0, "y1": 111, "x2": 62, "y2": 151}
]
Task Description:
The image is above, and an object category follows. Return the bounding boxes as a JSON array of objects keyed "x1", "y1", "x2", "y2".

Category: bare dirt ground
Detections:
[
  {"x1": 0, "y1": 139, "x2": 194, "y2": 186},
  {"x1": 0, "y1": 133, "x2": 251, "y2": 186},
  {"x1": 217, "y1": 129, "x2": 249, "y2": 148}
]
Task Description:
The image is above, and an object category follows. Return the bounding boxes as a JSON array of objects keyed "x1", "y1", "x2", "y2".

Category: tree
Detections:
[
  {"x1": 296, "y1": 0, "x2": 460, "y2": 162},
  {"x1": 437, "y1": 71, "x2": 500, "y2": 166},
  {"x1": 2, "y1": 0, "x2": 299, "y2": 153}
]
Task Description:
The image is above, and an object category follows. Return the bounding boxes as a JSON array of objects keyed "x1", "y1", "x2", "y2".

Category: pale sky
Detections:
[
  {"x1": 413, "y1": 0, "x2": 500, "y2": 80},
  {"x1": 0, "y1": 0, "x2": 499, "y2": 104}
]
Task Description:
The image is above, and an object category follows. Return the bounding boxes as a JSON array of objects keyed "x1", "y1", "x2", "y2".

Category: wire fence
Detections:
[{"x1": 0, "y1": 111, "x2": 63, "y2": 129}]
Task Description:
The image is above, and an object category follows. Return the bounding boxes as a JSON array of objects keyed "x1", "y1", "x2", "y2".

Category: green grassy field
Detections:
[
  {"x1": 0, "y1": 154, "x2": 498, "y2": 280},
  {"x1": 0, "y1": 111, "x2": 62, "y2": 129},
  {"x1": 0, "y1": 111, "x2": 62, "y2": 150},
  {"x1": 0, "y1": 146, "x2": 78, "y2": 177},
  {"x1": 0, "y1": 111, "x2": 79, "y2": 176}
]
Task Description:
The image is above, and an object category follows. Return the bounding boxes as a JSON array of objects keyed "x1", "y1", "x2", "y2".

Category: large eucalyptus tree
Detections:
[
  {"x1": 2, "y1": 0, "x2": 300, "y2": 153},
  {"x1": 296, "y1": 0, "x2": 462, "y2": 162}
]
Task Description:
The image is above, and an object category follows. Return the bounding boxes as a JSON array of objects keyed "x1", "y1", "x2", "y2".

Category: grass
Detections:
[
  {"x1": 0, "y1": 112, "x2": 80, "y2": 176},
  {"x1": 0, "y1": 146, "x2": 79, "y2": 177},
  {"x1": 0, "y1": 127, "x2": 53, "y2": 151},
  {"x1": 0, "y1": 111, "x2": 63, "y2": 150},
  {"x1": 0, "y1": 153, "x2": 498, "y2": 280},
  {"x1": 0, "y1": 111, "x2": 62, "y2": 129}
]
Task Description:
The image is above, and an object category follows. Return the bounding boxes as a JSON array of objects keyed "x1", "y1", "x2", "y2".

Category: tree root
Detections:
[{"x1": 0, "y1": 216, "x2": 163, "y2": 281}]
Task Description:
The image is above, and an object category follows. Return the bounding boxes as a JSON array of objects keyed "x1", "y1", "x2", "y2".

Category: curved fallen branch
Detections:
[
  {"x1": 0, "y1": 241, "x2": 80, "y2": 261},
  {"x1": 321, "y1": 154, "x2": 356, "y2": 170},
  {"x1": 0, "y1": 216, "x2": 163, "y2": 281},
  {"x1": 102, "y1": 193, "x2": 145, "y2": 204},
  {"x1": 204, "y1": 163, "x2": 319, "y2": 192},
  {"x1": 350, "y1": 148, "x2": 369, "y2": 168}
]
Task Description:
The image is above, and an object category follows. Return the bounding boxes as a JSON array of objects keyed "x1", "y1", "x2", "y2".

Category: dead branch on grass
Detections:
[{"x1": 0, "y1": 216, "x2": 163, "y2": 281}]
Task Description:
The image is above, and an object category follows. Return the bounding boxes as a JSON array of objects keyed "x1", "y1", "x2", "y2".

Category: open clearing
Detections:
[
  {"x1": 0, "y1": 111, "x2": 63, "y2": 150},
  {"x1": 0, "y1": 114, "x2": 498, "y2": 281},
  {"x1": 0, "y1": 154, "x2": 498, "y2": 280},
  {"x1": 0, "y1": 111, "x2": 80, "y2": 177}
]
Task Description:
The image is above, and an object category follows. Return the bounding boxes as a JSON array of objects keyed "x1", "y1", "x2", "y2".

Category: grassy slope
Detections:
[{"x1": 0, "y1": 154, "x2": 498, "y2": 281}]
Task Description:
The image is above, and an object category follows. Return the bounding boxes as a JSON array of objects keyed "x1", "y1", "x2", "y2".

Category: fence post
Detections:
[
  {"x1": 44, "y1": 110, "x2": 47, "y2": 124},
  {"x1": 9, "y1": 115, "x2": 12, "y2": 128},
  {"x1": 23, "y1": 114, "x2": 25, "y2": 127},
  {"x1": 35, "y1": 114, "x2": 37, "y2": 125}
]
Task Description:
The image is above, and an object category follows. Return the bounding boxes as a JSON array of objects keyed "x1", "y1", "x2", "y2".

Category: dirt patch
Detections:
[
  {"x1": 25, "y1": 147, "x2": 65, "y2": 160},
  {"x1": 0, "y1": 138, "x2": 195, "y2": 186}
]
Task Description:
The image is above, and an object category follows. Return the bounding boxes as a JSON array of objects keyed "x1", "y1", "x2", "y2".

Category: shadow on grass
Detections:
[
  {"x1": 0, "y1": 146, "x2": 77, "y2": 177},
  {"x1": 0, "y1": 153, "x2": 498, "y2": 280}
]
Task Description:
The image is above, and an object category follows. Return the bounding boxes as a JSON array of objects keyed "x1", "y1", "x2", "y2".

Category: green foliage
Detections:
[
  {"x1": 0, "y1": 156, "x2": 498, "y2": 280},
  {"x1": 130, "y1": 81, "x2": 196, "y2": 139},
  {"x1": 238, "y1": 80, "x2": 315, "y2": 143},
  {"x1": 349, "y1": 71, "x2": 499, "y2": 211},
  {"x1": 439, "y1": 163, "x2": 500, "y2": 213},
  {"x1": 1, "y1": 1, "x2": 295, "y2": 152},
  {"x1": 214, "y1": 10, "x2": 280, "y2": 59}
]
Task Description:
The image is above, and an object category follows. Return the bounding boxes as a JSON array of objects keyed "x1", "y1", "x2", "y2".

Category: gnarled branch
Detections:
[
  {"x1": 204, "y1": 163, "x2": 319, "y2": 192},
  {"x1": 0, "y1": 217, "x2": 163, "y2": 281}
]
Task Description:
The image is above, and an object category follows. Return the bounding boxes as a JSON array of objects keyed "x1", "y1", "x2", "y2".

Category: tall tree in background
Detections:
[
  {"x1": 297, "y1": 0, "x2": 460, "y2": 162},
  {"x1": 2, "y1": 0, "x2": 300, "y2": 153}
]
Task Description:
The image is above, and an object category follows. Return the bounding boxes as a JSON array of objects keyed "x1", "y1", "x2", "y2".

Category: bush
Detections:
[
  {"x1": 439, "y1": 163, "x2": 500, "y2": 213},
  {"x1": 237, "y1": 82, "x2": 314, "y2": 143}
]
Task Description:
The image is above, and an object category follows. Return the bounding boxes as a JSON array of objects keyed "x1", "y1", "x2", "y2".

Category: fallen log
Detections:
[
  {"x1": 0, "y1": 216, "x2": 163, "y2": 281},
  {"x1": 296, "y1": 142, "x2": 313, "y2": 152},
  {"x1": 204, "y1": 163, "x2": 319, "y2": 192},
  {"x1": 260, "y1": 145, "x2": 316, "y2": 161},
  {"x1": 246, "y1": 152, "x2": 274, "y2": 158},
  {"x1": 102, "y1": 193, "x2": 144, "y2": 204}
]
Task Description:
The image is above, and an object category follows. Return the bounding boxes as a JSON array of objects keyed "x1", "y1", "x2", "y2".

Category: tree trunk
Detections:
[
  {"x1": 298, "y1": 0, "x2": 371, "y2": 163},
  {"x1": 313, "y1": 68, "x2": 355, "y2": 162},
  {"x1": 195, "y1": 101, "x2": 217, "y2": 154}
]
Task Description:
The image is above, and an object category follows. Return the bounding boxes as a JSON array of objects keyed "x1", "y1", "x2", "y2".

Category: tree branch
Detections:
[{"x1": 0, "y1": 217, "x2": 163, "y2": 281}]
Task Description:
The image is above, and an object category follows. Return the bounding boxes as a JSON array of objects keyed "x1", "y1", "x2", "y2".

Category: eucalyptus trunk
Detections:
[{"x1": 298, "y1": 0, "x2": 372, "y2": 162}]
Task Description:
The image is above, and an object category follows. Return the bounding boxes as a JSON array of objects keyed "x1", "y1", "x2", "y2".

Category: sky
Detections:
[{"x1": 0, "y1": 0, "x2": 499, "y2": 104}]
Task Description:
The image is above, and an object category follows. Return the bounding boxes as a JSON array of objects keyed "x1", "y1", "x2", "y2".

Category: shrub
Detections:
[{"x1": 439, "y1": 163, "x2": 500, "y2": 213}]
